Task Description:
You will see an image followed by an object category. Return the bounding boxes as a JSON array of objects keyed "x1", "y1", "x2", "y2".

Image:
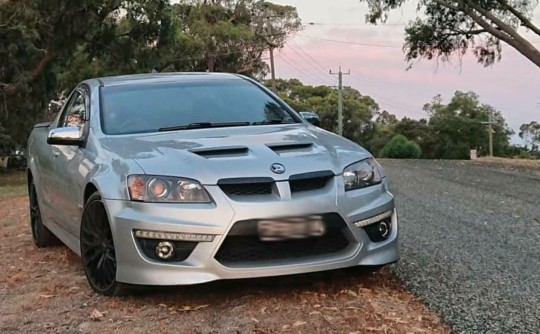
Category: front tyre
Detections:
[
  {"x1": 28, "y1": 180, "x2": 61, "y2": 247},
  {"x1": 80, "y1": 192, "x2": 126, "y2": 296}
]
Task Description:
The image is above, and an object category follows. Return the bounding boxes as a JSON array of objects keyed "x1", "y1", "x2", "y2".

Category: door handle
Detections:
[{"x1": 52, "y1": 149, "x2": 60, "y2": 158}]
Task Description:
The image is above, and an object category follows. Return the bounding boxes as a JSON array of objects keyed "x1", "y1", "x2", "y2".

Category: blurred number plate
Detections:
[{"x1": 258, "y1": 216, "x2": 326, "y2": 241}]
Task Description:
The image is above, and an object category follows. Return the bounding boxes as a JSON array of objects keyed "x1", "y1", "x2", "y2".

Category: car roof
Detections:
[{"x1": 87, "y1": 72, "x2": 245, "y2": 88}]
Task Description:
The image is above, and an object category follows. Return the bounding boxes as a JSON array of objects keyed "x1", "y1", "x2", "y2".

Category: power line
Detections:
[
  {"x1": 297, "y1": 33, "x2": 540, "y2": 47},
  {"x1": 304, "y1": 22, "x2": 407, "y2": 27},
  {"x1": 295, "y1": 34, "x2": 402, "y2": 48},
  {"x1": 288, "y1": 40, "x2": 329, "y2": 73},
  {"x1": 275, "y1": 52, "x2": 328, "y2": 84},
  {"x1": 284, "y1": 42, "x2": 334, "y2": 85}
]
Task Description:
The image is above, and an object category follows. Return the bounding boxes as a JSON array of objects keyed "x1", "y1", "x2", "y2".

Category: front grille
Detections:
[
  {"x1": 290, "y1": 176, "x2": 332, "y2": 193},
  {"x1": 289, "y1": 171, "x2": 334, "y2": 193},
  {"x1": 218, "y1": 177, "x2": 274, "y2": 197},
  {"x1": 215, "y1": 213, "x2": 351, "y2": 266},
  {"x1": 219, "y1": 182, "x2": 273, "y2": 196}
]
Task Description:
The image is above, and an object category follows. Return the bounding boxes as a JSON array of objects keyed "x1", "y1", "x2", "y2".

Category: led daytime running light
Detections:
[
  {"x1": 134, "y1": 230, "x2": 215, "y2": 242},
  {"x1": 354, "y1": 210, "x2": 393, "y2": 228}
]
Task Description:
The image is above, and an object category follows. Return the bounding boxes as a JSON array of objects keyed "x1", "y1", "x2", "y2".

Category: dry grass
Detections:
[
  {"x1": 0, "y1": 171, "x2": 27, "y2": 201},
  {"x1": 475, "y1": 157, "x2": 540, "y2": 170},
  {"x1": 0, "y1": 194, "x2": 452, "y2": 334}
]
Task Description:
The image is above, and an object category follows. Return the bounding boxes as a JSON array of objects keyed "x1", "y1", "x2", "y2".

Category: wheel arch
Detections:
[{"x1": 83, "y1": 182, "x2": 99, "y2": 204}]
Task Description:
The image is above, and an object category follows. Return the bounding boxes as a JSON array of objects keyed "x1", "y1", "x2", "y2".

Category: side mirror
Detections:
[
  {"x1": 47, "y1": 127, "x2": 83, "y2": 146},
  {"x1": 300, "y1": 112, "x2": 320, "y2": 126},
  {"x1": 306, "y1": 117, "x2": 320, "y2": 126}
]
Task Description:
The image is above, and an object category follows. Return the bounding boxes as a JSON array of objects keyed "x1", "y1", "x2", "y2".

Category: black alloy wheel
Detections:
[
  {"x1": 28, "y1": 180, "x2": 60, "y2": 247},
  {"x1": 80, "y1": 192, "x2": 126, "y2": 296}
]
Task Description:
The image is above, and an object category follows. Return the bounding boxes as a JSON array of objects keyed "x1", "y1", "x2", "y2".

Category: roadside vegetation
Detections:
[
  {"x1": 0, "y1": 171, "x2": 26, "y2": 201},
  {"x1": 268, "y1": 79, "x2": 538, "y2": 160},
  {"x1": 2, "y1": 1, "x2": 539, "y2": 162}
]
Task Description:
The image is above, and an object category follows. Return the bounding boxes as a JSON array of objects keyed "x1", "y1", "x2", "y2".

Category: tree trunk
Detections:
[{"x1": 207, "y1": 54, "x2": 215, "y2": 72}]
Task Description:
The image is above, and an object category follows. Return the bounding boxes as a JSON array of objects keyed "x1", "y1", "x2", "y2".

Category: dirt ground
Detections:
[
  {"x1": 475, "y1": 157, "x2": 540, "y2": 170},
  {"x1": 0, "y1": 192, "x2": 451, "y2": 334}
]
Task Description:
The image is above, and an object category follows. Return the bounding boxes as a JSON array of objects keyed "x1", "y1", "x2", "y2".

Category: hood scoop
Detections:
[
  {"x1": 267, "y1": 142, "x2": 313, "y2": 155},
  {"x1": 190, "y1": 146, "x2": 249, "y2": 158}
]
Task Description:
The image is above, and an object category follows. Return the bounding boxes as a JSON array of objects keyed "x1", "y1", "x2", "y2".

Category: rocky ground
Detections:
[{"x1": 384, "y1": 159, "x2": 540, "y2": 334}]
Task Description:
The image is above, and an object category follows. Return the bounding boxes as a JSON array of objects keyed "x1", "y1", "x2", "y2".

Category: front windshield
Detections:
[{"x1": 100, "y1": 79, "x2": 299, "y2": 135}]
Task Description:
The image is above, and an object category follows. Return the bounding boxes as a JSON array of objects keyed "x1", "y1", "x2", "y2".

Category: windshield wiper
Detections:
[
  {"x1": 251, "y1": 119, "x2": 295, "y2": 125},
  {"x1": 159, "y1": 122, "x2": 251, "y2": 132}
]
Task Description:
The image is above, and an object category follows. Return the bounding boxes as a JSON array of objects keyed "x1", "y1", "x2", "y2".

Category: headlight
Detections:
[
  {"x1": 343, "y1": 158, "x2": 384, "y2": 191},
  {"x1": 127, "y1": 175, "x2": 211, "y2": 203}
]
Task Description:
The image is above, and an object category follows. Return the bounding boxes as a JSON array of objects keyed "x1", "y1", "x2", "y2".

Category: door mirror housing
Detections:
[
  {"x1": 299, "y1": 111, "x2": 321, "y2": 126},
  {"x1": 47, "y1": 127, "x2": 83, "y2": 146}
]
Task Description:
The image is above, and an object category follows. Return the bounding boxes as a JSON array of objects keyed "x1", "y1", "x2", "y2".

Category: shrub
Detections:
[{"x1": 379, "y1": 134, "x2": 422, "y2": 159}]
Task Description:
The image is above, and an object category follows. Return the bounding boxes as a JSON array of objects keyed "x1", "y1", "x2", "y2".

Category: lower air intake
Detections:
[{"x1": 215, "y1": 213, "x2": 351, "y2": 266}]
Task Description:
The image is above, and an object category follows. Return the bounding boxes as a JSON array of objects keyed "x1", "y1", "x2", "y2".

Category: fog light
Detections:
[
  {"x1": 363, "y1": 219, "x2": 392, "y2": 242},
  {"x1": 156, "y1": 241, "x2": 175, "y2": 259},
  {"x1": 378, "y1": 221, "x2": 389, "y2": 238}
]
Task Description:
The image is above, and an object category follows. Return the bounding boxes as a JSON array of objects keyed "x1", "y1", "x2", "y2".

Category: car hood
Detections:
[{"x1": 102, "y1": 124, "x2": 371, "y2": 185}]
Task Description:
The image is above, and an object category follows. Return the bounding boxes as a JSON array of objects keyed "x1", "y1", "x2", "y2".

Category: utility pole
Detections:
[
  {"x1": 269, "y1": 48, "x2": 276, "y2": 91},
  {"x1": 330, "y1": 66, "x2": 350, "y2": 136},
  {"x1": 482, "y1": 112, "x2": 496, "y2": 157},
  {"x1": 266, "y1": 22, "x2": 278, "y2": 91}
]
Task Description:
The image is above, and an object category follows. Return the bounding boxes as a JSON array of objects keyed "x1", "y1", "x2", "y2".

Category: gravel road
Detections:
[{"x1": 382, "y1": 159, "x2": 540, "y2": 334}]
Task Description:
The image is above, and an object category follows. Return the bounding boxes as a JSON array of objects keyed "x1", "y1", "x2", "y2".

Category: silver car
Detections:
[{"x1": 27, "y1": 73, "x2": 399, "y2": 296}]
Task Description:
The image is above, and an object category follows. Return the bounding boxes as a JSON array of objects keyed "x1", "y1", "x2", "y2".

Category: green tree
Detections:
[
  {"x1": 0, "y1": 0, "x2": 301, "y2": 148},
  {"x1": 519, "y1": 121, "x2": 540, "y2": 151},
  {"x1": 359, "y1": 1, "x2": 540, "y2": 69},
  {"x1": 380, "y1": 134, "x2": 422, "y2": 159},
  {"x1": 0, "y1": 0, "x2": 171, "y2": 147},
  {"x1": 0, "y1": 123, "x2": 14, "y2": 156},
  {"x1": 267, "y1": 79, "x2": 379, "y2": 146},
  {"x1": 368, "y1": 91, "x2": 513, "y2": 159},
  {"x1": 393, "y1": 117, "x2": 438, "y2": 158},
  {"x1": 171, "y1": 0, "x2": 300, "y2": 75},
  {"x1": 424, "y1": 91, "x2": 513, "y2": 158}
]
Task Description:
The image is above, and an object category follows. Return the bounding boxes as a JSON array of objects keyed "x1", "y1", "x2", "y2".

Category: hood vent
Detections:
[
  {"x1": 267, "y1": 142, "x2": 313, "y2": 155},
  {"x1": 190, "y1": 146, "x2": 248, "y2": 158}
]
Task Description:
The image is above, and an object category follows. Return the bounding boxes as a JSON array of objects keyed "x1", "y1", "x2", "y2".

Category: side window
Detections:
[{"x1": 59, "y1": 91, "x2": 87, "y2": 135}]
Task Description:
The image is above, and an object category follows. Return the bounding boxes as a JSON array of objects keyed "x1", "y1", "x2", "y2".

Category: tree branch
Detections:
[
  {"x1": 465, "y1": 1, "x2": 526, "y2": 42},
  {"x1": 495, "y1": 0, "x2": 540, "y2": 37},
  {"x1": 2, "y1": 51, "x2": 55, "y2": 96},
  {"x1": 430, "y1": 0, "x2": 510, "y2": 40},
  {"x1": 462, "y1": 3, "x2": 540, "y2": 67}
]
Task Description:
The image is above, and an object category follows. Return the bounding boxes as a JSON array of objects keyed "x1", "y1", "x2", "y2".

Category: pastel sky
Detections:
[{"x1": 270, "y1": 0, "x2": 540, "y2": 144}]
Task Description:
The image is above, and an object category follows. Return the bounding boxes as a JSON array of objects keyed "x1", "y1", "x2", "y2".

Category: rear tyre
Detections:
[
  {"x1": 80, "y1": 192, "x2": 127, "y2": 296},
  {"x1": 28, "y1": 180, "x2": 61, "y2": 247}
]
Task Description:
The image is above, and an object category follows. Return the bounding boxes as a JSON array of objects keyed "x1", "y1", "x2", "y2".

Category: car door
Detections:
[
  {"x1": 48, "y1": 86, "x2": 91, "y2": 236},
  {"x1": 38, "y1": 91, "x2": 79, "y2": 223}
]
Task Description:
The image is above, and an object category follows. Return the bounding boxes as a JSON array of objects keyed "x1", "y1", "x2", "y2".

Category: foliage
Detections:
[
  {"x1": 0, "y1": 0, "x2": 301, "y2": 148},
  {"x1": 269, "y1": 79, "x2": 514, "y2": 160},
  {"x1": 379, "y1": 135, "x2": 422, "y2": 159},
  {"x1": 359, "y1": 0, "x2": 540, "y2": 69},
  {"x1": 0, "y1": 123, "x2": 14, "y2": 156},
  {"x1": 423, "y1": 91, "x2": 514, "y2": 159},
  {"x1": 519, "y1": 121, "x2": 540, "y2": 152},
  {"x1": 266, "y1": 78, "x2": 379, "y2": 146}
]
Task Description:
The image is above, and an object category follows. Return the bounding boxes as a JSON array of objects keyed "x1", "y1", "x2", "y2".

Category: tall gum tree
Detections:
[{"x1": 360, "y1": 0, "x2": 540, "y2": 69}]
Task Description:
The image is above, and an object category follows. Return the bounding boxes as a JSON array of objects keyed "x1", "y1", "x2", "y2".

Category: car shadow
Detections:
[{"x1": 123, "y1": 265, "x2": 387, "y2": 303}]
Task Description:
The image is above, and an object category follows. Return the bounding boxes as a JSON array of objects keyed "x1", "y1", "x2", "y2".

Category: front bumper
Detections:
[{"x1": 105, "y1": 178, "x2": 399, "y2": 286}]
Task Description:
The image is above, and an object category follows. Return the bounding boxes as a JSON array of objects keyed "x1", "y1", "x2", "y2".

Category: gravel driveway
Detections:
[{"x1": 382, "y1": 159, "x2": 540, "y2": 334}]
